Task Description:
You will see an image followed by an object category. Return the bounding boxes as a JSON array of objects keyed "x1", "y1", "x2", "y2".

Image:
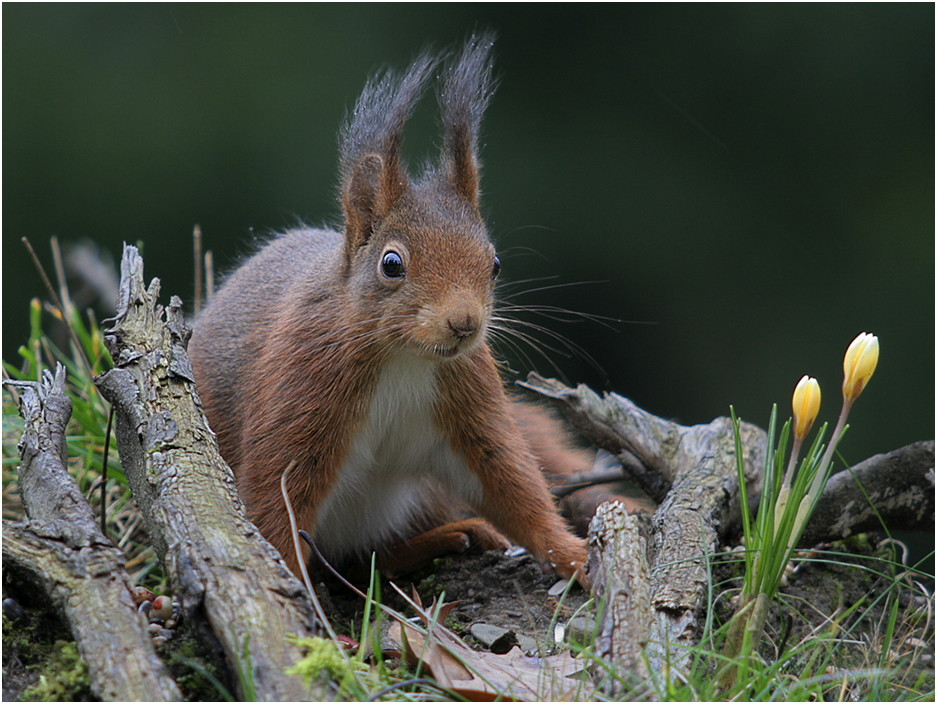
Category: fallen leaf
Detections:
[{"x1": 385, "y1": 620, "x2": 593, "y2": 701}]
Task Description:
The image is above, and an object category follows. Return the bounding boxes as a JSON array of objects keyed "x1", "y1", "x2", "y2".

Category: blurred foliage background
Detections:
[{"x1": 4, "y1": 4, "x2": 933, "y2": 476}]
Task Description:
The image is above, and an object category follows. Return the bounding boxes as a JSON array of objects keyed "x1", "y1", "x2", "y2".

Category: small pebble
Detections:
[
  {"x1": 164, "y1": 618, "x2": 177, "y2": 630},
  {"x1": 516, "y1": 634, "x2": 539, "y2": 656},
  {"x1": 2, "y1": 598, "x2": 26, "y2": 623},
  {"x1": 148, "y1": 623, "x2": 163, "y2": 634},
  {"x1": 470, "y1": 623, "x2": 522, "y2": 654},
  {"x1": 470, "y1": 622, "x2": 505, "y2": 645},
  {"x1": 151, "y1": 595, "x2": 173, "y2": 620},
  {"x1": 132, "y1": 586, "x2": 155, "y2": 606},
  {"x1": 565, "y1": 616, "x2": 597, "y2": 644},
  {"x1": 148, "y1": 618, "x2": 165, "y2": 627},
  {"x1": 152, "y1": 636, "x2": 168, "y2": 648},
  {"x1": 548, "y1": 579, "x2": 571, "y2": 597},
  {"x1": 157, "y1": 629, "x2": 174, "y2": 639},
  {"x1": 553, "y1": 623, "x2": 565, "y2": 643}
]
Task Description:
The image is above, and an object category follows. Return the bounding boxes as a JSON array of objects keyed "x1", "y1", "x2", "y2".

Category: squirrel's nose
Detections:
[{"x1": 448, "y1": 315, "x2": 480, "y2": 339}]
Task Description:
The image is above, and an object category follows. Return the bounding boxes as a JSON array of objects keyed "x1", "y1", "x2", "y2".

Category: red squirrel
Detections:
[{"x1": 189, "y1": 36, "x2": 591, "y2": 584}]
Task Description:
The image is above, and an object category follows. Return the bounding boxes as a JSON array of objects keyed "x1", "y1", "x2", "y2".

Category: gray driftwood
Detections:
[
  {"x1": 94, "y1": 245, "x2": 324, "y2": 701},
  {"x1": 800, "y1": 440, "x2": 934, "y2": 546},
  {"x1": 2, "y1": 365, "x2": 181, "y2": 701}
]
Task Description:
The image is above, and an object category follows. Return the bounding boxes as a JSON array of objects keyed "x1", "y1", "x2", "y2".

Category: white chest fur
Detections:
[{"x1": 313, "y1": 354, "x2": 481, "y2": 560}]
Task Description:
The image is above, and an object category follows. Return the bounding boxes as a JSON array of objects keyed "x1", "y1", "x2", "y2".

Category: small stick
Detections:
[
  {"x1": 549, "y1": 468, "x2": 627, "y2": 498},
  {"x1": 204, "y1": 250, "x2": 215, "y2": 302},
  {"x1": 280, "y1": 463, "x2": 334, "y2": 639},
  {"x1": 21, "y1": 237, "x2": 95, "y2": 379},
  {"x1": 193, "y1": 224, "x2": 203, "y2": 314},
  {"x1": 50, "y1": 236, "x2": 74, "y2": 317},
  {"x1": 100, "y1": 404, "x2": 115, "y2": 537}
]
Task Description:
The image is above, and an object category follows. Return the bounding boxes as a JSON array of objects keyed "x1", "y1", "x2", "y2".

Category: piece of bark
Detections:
[
  {"x1": 2, "y1": 365, "x2": 181, "y2": 701},
  {"x1": 799, "y1": 440, "x2": 934, "y2": 547},
  {"x1": 94, "y1": 245, "x2": 324, "y2": 701},
  {"x1": 586, "y1": 502, "x2": 653, "y2": 695}
]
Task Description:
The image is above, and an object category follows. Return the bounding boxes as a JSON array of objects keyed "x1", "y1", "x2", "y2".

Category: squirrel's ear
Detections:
[
  {"x1": 341, "y1": 153, "x2": 404, "y2": 253},
  {"x1": 339, "y1": 53, "x2": 436, "y2": 255},
  {"x1": 439, "y1": 34, "x2": 496, "y2": 210}
]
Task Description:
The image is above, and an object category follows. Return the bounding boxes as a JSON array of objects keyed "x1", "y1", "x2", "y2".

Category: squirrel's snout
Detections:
[
  {"x1": 412, "y1": 296, "x2": 488, "y2": 360},
  {"x1": 447, "y1": 314, "x2": 480, "y2": 339}
]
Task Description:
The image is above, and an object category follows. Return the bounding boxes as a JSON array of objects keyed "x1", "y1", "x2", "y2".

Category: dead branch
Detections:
[
  {"x1": 2, "y1": 365, "x2": 181, "y2": 701},
  {"x1": 94, "y1": 244, "x2": 325, "y2": 701},
  {"x1": 800, "y1": 440, "x2": 934, "y2": 546}
]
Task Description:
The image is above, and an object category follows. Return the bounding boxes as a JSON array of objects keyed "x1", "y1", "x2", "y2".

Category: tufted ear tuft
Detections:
[
  {"x1": 339, "y1": 53, "x2": 437, "y2": 256},
  {"x1": 437, "y1": 33, "x2": 497, "y2": 210}
]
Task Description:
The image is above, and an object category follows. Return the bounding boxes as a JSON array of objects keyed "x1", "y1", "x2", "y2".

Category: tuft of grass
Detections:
[{"x1": 2, "y1": 292, "x2": 163, "y2": 589}]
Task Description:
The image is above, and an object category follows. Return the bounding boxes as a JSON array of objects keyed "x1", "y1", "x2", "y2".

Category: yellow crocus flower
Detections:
[
  {"x1": 842, "y1": 332, "x2": 879, "y2": 402},
  {"x1": 792, "y1": 375, "x2": 821, "y2": 439}
]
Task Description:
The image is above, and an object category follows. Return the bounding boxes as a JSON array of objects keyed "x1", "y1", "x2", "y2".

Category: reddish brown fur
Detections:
[{"x1": 189, "y1": 36, "x2": 589, "y2": 584}]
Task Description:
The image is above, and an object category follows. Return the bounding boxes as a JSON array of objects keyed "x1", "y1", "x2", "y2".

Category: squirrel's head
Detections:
[{"x1": 337, "y1": 35, "x2": 499, "y2": 362}]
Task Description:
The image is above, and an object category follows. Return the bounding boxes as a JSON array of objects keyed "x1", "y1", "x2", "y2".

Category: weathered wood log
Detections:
[
  {"x1": 586, "y1": 501, "x2": 653, "y2": 696},
  {"x1": 94, "y1": 245, "x2": 325, "y2": 701},
  {"x1": 2, "y1": 365, "x2": 181, "y2": 701},
  {"x1": 522, "y1": 373, "x2": 935, "y2": 676},
  {"x1": 800, "y1": 440, "x2": 934, "y2": 546}
]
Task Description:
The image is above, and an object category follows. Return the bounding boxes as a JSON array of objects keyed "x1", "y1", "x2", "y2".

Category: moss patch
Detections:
[{"x1": 21, "y1": 640, "x2": 91, "y2": 702}]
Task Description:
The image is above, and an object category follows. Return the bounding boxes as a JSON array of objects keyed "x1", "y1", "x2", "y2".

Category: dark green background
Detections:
[{"x1": 4, "y1": 5, "x2": 933, "y2": 490}]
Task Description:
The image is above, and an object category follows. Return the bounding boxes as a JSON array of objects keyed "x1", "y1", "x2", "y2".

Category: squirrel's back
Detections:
[{"x1": 190, "y1": 228, "x2": 342, "y2": 453}]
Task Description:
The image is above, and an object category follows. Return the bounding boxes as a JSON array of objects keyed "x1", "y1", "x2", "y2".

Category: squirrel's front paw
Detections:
[{"x1": 545, "y1": 538, "x2": 590, "y2": 590}]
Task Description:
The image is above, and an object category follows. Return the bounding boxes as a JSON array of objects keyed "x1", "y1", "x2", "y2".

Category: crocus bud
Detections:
[
  {"x1": 842, "y1": 332, "x2": 879, "y2": 402},
  {"x1": 792, "y1": 375, "x2": 821, "y2": 439}
]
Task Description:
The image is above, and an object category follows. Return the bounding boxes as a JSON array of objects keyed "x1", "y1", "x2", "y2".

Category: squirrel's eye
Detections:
[
  {"x1": 381, "y1": 251, "x2": 405, "y2": 279},
  {"x1": 491, "y1": 256, "x2": 501, "y2": 280}
]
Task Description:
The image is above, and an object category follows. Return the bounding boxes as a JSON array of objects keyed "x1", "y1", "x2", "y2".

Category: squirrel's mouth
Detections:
[
  {"x1": 409, "y1": 311, "x2": 488, "y2": 361},
  {"x1": 414, "y1": 334, "x2": 482, "y2": 361},
  {"x1": 433, "y1": 345, "x2": 459, "y2": 359}
]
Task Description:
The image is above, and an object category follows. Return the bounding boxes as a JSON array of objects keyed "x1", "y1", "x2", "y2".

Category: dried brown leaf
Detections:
[{"x1": 385, "y1": 621, "x2": 593, "y2": 701}]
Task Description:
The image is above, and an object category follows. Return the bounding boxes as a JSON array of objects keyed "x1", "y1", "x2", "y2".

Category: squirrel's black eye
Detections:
[
  {"x1": 491, "y1": 256, "x2": 501, "y2": 280},
  {"x1": 381, "y1": 250, "x2": 405, "y2": 279}
]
